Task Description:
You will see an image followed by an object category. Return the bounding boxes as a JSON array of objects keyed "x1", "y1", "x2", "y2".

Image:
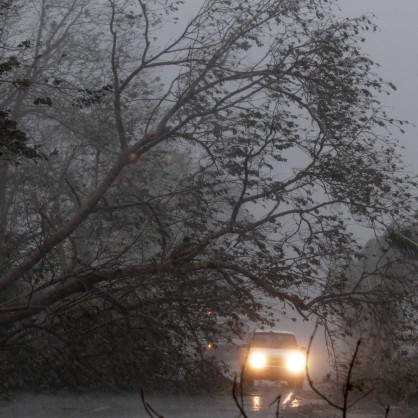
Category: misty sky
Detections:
[
  {"x1": 252, "y1": 0, "x2": 418, "y2": 364},
  {"x1": 164, "y1": 0, "x2": 418, "y2": 175},
  {"x1": 174, "y1": 0, "x2": 418, "y2": 170},
  {"x1": 339, "y1": 0, "x2": 418, "y2": 170}
]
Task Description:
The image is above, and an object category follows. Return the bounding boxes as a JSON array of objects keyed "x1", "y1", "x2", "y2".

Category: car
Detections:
[{"x1": 239, "y1": 330, "x2": 307, "y2": 389}]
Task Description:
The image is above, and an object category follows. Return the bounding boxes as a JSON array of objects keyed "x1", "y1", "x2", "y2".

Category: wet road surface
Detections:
[
  {"x1": 1, "y1": 384, "x2": 410, "y2": 418},
  {"x1": 0, "y1": 387, "x2": 312, "y2": 418}
]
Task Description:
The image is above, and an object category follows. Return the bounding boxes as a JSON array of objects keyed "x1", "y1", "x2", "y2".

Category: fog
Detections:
[
  {"x1": 1, "y1": 0, "x2": 417, "y2": 415},
  {"x1": 339, "y1": 0, "x2": 418, "y2": 169}
]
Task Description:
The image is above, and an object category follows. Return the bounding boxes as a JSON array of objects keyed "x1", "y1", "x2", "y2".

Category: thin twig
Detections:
[
  {"x1": 140, "y1": 388, "x2": 164, "y2": 418},
  {"x1": 343, "y1": 340, "x2": 362, "y2": 413},
  {"x1": 232, "y1": 376, "x2": 249, "y2": 418},
  {"x1": 268, "y1": 394, "x2": 281, "y2": 418},
  {"x1": 306, "y1": 323, "x2": 344, "y2": 411}
]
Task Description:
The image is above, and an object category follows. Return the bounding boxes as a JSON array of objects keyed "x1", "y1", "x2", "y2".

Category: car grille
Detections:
[{"x1": 267, "y1": 357, "x2": 286, "y2": 367}]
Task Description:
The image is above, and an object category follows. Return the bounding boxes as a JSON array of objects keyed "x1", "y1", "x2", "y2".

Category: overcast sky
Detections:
[
  {"x1": 339, "y1": 0, "x2": 418, "y2": 170},
  {"x1": 264, "y1": 0, "x2": 418, "y2": 366},
  {"x1": 167, "y1": 1, "x2": 418, "y2": 172}
]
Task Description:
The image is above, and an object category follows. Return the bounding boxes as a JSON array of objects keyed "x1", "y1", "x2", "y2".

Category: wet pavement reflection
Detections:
[
  {"x1": 231, "y1": 383, "x2": 305, "y2": 415},
  {"x1": 247, "y1": 389, "x2": 299, "y2": 414},
  {"x1": 1, "y1": 387, "x2": 398, "y2": 417},
  {"x1": 282, "y1": 391, "x2": 301, "y2": 409},
  {"x1": 251, "y1": 394, "x2": 262, "y2": 412},
  {"x1": 0, "y1": 386, "x2": 310, "y2": 418}
]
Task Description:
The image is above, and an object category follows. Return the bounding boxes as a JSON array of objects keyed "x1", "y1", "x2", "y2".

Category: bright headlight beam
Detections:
[
  {"x1": 248, "y1": 352, "x2": 267, "y2": 369},
  {"x1": 285, "y1": 351, "x2": 306, "y2": 373}
]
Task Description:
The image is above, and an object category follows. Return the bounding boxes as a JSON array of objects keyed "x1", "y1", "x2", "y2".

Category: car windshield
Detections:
[{"x1": 251, "y1": 333, "x2": 297, "y2": 349}]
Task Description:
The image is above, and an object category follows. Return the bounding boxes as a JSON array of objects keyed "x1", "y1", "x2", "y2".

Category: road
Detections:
[
  {"x1": 1, "y1": 384, "x2": 413, "y2": 418},
  {"x1": 0, "y1": 387, "x2": 326, "y2": 418},
  {"x1": 1, "y1": 348, "x2": 415, "y2": 417}
]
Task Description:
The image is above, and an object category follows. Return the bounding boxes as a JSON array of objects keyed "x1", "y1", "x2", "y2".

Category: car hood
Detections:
[{"x1": 248, "y1": 347, "x2": 298, "y2": 357}]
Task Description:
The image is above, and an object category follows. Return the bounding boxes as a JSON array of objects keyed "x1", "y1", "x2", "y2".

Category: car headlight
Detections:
[
  {"x1": 248, "y1": 352, "x2": 267, "y2": 369},
  {"x1": 285, "y1": 351, "x2": 306, "y2": 373}
]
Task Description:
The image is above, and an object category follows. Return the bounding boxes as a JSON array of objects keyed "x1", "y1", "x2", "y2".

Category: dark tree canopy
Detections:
[{"x1": 0, "y1": 111, "x2": 41, "y2": 161}]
